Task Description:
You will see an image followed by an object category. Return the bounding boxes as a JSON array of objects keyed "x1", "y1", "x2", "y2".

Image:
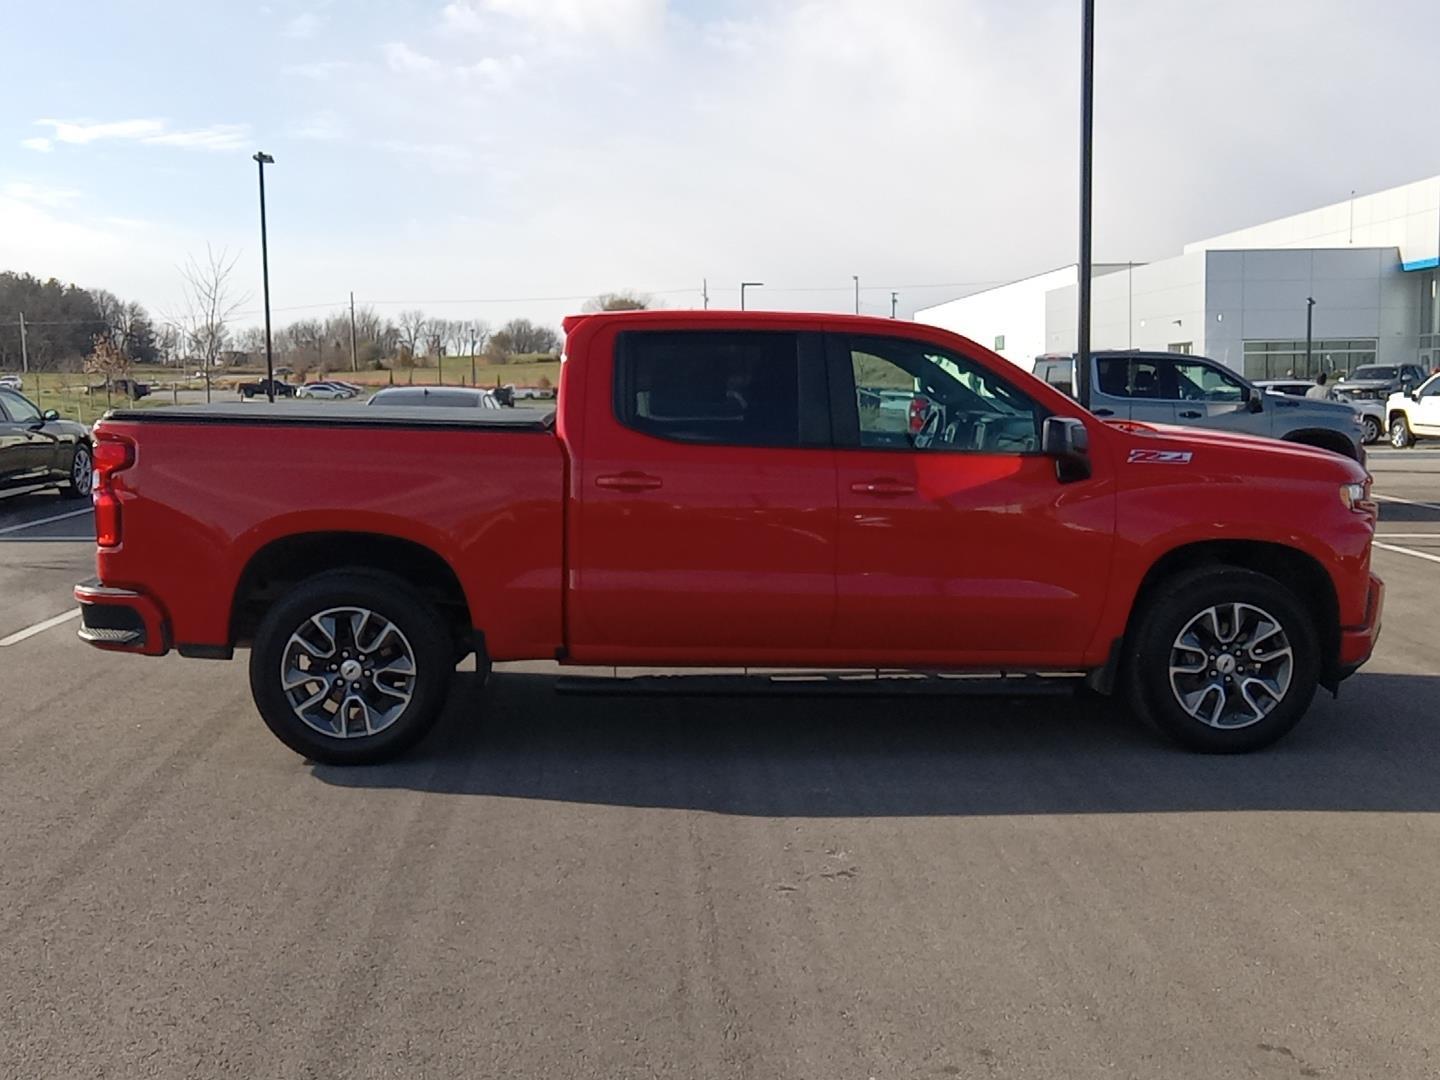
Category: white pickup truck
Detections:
[{"x1": 1386, "y1": 373, "x2": 1440, "y2": 447}]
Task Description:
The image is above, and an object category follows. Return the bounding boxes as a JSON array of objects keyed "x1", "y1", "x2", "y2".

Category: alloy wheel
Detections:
[
  {"x1": 1168, "y1": 602, "x2": 1294, "y2": 729},
  {"x1": 280, "y1": 606, "x2": 417, "y2": 739}
]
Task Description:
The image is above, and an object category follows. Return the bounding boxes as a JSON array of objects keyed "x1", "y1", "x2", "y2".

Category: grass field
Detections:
[{"x1": 6, "y1": 354, "x2": 563, "y2": 426}]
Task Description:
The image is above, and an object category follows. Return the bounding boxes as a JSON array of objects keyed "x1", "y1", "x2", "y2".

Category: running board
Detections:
[{"x1": 554, "y1": 671, "x2": 1083, "y2": 698}]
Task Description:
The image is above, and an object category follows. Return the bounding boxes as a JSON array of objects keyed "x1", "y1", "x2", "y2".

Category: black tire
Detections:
[
  {"x1": 1390, "y1": 416, "x2": 1414, "y2": 449},
  {"x1": 1124, "y1": 567, "x2": 1319, "y2": 753},
  {"x1": 61, "y1": 442, "x2": 92, "y2": 500},
  {"x1": 1361, "y1": 415, "x2": 1381, "y2": 445},
  {"x1": 249, "y1": 571, "x2": 454, "y2": 765}
]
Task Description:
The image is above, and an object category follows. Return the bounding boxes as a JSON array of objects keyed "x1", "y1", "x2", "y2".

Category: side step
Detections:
[{"x1": 554, "y1": 671, "x2": 1083, "y2": 698}]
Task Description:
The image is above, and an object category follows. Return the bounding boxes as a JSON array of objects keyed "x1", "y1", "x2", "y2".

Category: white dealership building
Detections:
[{"x1": 916, "y1": 175, "x2": 1440, "y2": 381}]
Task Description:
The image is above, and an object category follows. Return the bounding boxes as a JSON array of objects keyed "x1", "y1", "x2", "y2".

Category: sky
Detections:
[{"x1": 3, "y1": 0, "x2": 1438, "y2": 333}]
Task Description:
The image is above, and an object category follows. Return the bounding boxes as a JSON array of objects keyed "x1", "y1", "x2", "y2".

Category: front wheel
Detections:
[
  {"x1": 1125, "y1": 567, "x2": 1319, "y2": 753},
  {"x1": 249, "y1": 571, "x2": 455, "y2": 765},
  {"x1": 62, "y1": 443, "x2": 92, "y2": 499},
  {"x1": 1361, "y1": 415, "x2": 1381, "y2": 445},
  {"x1": 1390, "y1": 416, "x2": 1414, "y2": 448}
]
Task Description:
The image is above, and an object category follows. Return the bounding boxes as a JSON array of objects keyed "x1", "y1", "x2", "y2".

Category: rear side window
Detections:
[
  {"x1": 1095, "y1": 358, "x2": 1167, "y2": 399},
  {"x1": 615, "y1": 331, "x2": 803, "y2": 447}
]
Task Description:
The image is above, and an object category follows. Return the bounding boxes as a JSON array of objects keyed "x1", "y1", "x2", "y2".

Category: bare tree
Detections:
[
  {"x1": 171, "y1": 246, "x2": 247, "y2": 402},
  {"x1": 397, "y1": 309, "x2": 429, "y2": 362},
  {"x1": 584, "y1": 290, "x2": 652, "y2": 312}
]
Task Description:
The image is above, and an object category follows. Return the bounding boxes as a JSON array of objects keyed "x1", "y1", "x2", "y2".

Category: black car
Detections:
[
  {"x1": 1332, "y1": 363, "x2": 1427, "y2": 402},
  {"x1": 237, "y1": 378, "x2": 296, "y2": 399},
  {"x1": 0, "y1": 388, "x2": 93, "y2": 498}
]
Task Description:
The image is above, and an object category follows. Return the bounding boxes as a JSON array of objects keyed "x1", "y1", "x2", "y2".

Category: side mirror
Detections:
[
  {"x1": 42, "y1": 409, "x2": 59, "y2": 421},
  {"x1": 1247, "y1": 391, "x2": 1263, "y2": 413},
  {"x1": 1042, "y1": 416, "x2": 1091, "y2": 483}
]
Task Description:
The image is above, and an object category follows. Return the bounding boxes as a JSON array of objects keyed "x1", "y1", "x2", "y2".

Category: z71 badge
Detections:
[{"x1": 1127, "y1": 449, "x2": 1193, "y2": 464}]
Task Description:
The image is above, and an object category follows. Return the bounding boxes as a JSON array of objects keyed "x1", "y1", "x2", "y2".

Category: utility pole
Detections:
[
  {"x1": 890, "y1": 291, "x2": 898, "y2": 319},
  {"x1": 349, "y1": 291, "x2": 358, "y2": 372},
  {"x1": 18, "y1": 313, "x2": 28, "y2": 375},
  {"x1": 702, "y1": 278, "x2": 709, "y2": 310},
  {"x1": 469, "y1": 326, "x2": 479, "y2": 388},
  {"x1": 1127, "y1": 261, "x2": 1134, "y2": 348},
  {"x1": 740, "y1": 282, "x2": 763, "y2": 311},
  {"x1": 1077, "y1": 0, "x2": 1095, "y2": 377},
  {"x1": 853, "y1": 275, "x2": 860, "y2": 314}
]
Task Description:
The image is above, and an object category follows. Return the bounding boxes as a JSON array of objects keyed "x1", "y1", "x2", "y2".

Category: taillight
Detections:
[{"x1": 92, "y1": 436, "x2": 135, "y2": 547}]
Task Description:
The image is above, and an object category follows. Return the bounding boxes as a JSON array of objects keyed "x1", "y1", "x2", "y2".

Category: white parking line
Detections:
[
  {"x1": 1374, "y1": 493, "x2": 1440, "y2": 513},
  {"x1": 1373, "y1": 541, "x2": 1440, "y2": 566},
  {"x1": 0, "y1": 482, "x2": 57, "y2": 502},
  {"x1": 1375, "y1": 533, "x2": 1440, "y2": 539},
  {"x1": 0, "y1": 609, "x2": 80, "y2": 647},
  {"x1": 0, "y1": 508, "x2": 93, "y2": 537}
]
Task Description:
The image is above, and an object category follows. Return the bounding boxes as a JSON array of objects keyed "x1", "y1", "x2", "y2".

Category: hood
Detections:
[
  {"x1": 1334, "y1": 378, "x2": 1392, "y2": 390},
  {"x1": 1104, "y1": 420, "x2": 1365, "y2": 480}
]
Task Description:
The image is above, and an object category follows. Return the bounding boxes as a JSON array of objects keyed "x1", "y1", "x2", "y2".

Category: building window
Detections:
[
  {"x1": 1168, "y1": 342, "x2": 1193, "y2": 355},
  {"x1": 1242, "y1": 339, "x2": 1378, "y2": 380}
]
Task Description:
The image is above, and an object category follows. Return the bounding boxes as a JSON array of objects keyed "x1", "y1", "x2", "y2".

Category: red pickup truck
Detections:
[{"x1": 76, "y1": 311, "x2": 1382, "y2": 763}]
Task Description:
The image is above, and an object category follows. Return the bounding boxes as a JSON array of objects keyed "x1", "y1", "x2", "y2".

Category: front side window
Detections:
[
  {"x1": 1171, "y1": 360, "x2": 1245, "y2": 403},
  {"x1": 846, "y1": 336, "x2": 1042, "y2": 453},
  {"x1": 1418, "y1": 375, "x2": 1440, "y2": 399},
  {"x1": 615, "y1": 331, "x2": 802, "y2": 447},
  {"x1": 0, "y1": 390, "x2": 40, "y2": 423}
]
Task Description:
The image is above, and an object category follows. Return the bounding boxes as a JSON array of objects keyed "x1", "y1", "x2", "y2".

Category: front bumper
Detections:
[
  {"x1": 74, "y1": 578, "x2": 170, "y2": 656},
  {"x1": 1336, "y1": 572, "x2": 1384, "y2": 679}
]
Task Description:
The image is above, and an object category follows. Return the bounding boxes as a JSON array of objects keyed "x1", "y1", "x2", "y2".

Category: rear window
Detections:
[
  {"x1": 1037, "y1": 360, "x2": 1075, "y2": 398},
  {"x1": 614, "y1": 331, "x2": 801, "y2": 447}
]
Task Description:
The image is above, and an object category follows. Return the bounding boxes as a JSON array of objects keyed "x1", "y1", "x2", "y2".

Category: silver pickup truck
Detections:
[{"x1": 1033, "y1": 350, "x2": 1365, "y2": 461}]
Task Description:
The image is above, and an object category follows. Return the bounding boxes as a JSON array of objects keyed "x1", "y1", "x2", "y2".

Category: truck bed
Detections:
[{"x1": 104, "y1": 401, "x2": 556, "y2": 431}]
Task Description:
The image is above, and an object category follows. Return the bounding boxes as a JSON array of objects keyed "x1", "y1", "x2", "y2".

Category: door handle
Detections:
[
  {"x1": 850, "y1": 478, "x2": 916, "y2": 497},
  {"x1": 1178, "y1": 409, "x2": 1202, "y2": 419},
  {"x1": 595, "y1": 472, "x2": 663, "y2": 492},
  {"x1": 1092, "y1": 407, "x2": 1115, "y2": 417}
]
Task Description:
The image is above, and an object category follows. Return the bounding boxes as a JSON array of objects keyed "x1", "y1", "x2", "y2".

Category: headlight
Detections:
[{"x1": 1339, "y1": 480, "x2": 1376, "y2": 514}]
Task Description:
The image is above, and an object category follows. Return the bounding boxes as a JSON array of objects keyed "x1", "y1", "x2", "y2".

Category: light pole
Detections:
[
  {"x1": 853, "y1": 275, "x2": 860, "y2": 314},
  {"x1": 740, "y1": 282, "x2": 763, "y2": 311},
  {"x1": 1077, "y1": 0, "x2": 1095, "y2": 380},
  {"x1": 253, "y1": 151, "x2": 276, "y2": 403},
  {"x1": 1305, "y1": 296, "x2": 1316, "y2": 375},
  {"x1": 890, "y1": 291, "x2": 898, "y2": 319}
]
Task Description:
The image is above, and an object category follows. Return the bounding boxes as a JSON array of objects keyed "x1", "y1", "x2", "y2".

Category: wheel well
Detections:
[
  {"x1": 230, "y1": 532, "x2": 472, "y2": 649},
  {"x1": 1128, "y1": 540, "x2": 1341, "y2": 688},
  {"x1": 1387, "y1": 409, "x2": 1410, "y2": 428},
  {"x1": 1283, "y1": 428, "x2": 1358, "y2": 460}
]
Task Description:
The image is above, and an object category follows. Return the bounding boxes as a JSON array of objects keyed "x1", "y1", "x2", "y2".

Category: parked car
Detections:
[
  {"x1": 1333, "y1": 363, "x2": 1427, "y2": 403},
  {"x1": 0, "y1": 374, "x2": 23, "y2": 391},
  {"x1": 237, "y1": 379, "x2": 296, "y2": 399},
  {"x1": 1033, "y1": 351, "x2": 1365, "y2": 460},
  {"x1": 1384, "y1": 373, "x2": 1440, "y2": 447},
  {"x1": 112, "y1": 378, "x2": 150, "y2": 401},
  {"x1": 295, "y1": 382, "x2": 356, "y2": 400},
  {"x1": 77, "y1": 311, "x2": 1382, "y2": 765},
  {"x1": 1256, "y1": 379, "x2": 1382, "y2": 445},
  {"x1": 367, "y1": 386, "x2": 501, "y2": 409},
  {"x1": 0, "y1": 388, "x2": 92, "y2": 498}
]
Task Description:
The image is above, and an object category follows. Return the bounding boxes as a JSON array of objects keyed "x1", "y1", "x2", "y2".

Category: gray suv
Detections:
[{"x1": 1032, "y1": 350, "x2": 1365, "y2": 461}]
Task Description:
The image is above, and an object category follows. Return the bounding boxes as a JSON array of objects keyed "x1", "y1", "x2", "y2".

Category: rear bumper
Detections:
[
  {"x1": 1336, "y1": 572, "x2": 1383, "y2": 679},
  {"x1": 73, "y1": 578, "x2": 170, "y2": 656}
]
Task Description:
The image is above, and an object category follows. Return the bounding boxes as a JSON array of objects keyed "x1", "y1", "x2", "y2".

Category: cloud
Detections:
[
  {"x1": 20, "y1": 137, "x2": 52, "y2": 152},
  {"x1": 289, "y1": 110, "x2": 346, "y2": 141},
  {"x1": 283, "y1": 11, "x2": 324, "y2": 39},
  {"x1": 474, "y1": 0, "x2": 666, "y2": 44},
  {"x1": 383, "y1": 41, "x2": 440, "y2": 76},
  {"x1": 29, "y1": 118, "x2": 250, "y2": 152},
  {"x1": 2, "y1": 182, "x2": 82, "y2": 208},
  {"x1": 382, "y1": 41, "x2": 524, "y2": 88}
]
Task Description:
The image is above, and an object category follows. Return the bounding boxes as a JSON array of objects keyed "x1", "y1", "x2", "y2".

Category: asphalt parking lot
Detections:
[{"x1": 3, "y1": 452, "x2": 1439, "y2": 1078}]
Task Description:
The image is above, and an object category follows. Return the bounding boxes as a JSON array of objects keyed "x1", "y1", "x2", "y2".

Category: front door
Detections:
[
  {"x1": 830, "y1": 333, "x2": 1116, "y2": 667},
  {"x1": 1411, "y1": 375, "x2": 1440, "y2": 434},
  {"x1": 0, "y1": 390, "x2": 47, "y2": 483},
  {"x1": 568, "y1": 326, "x2": 838, "y2": 664},
  {"x1": 1166, "y1": 358, "x2": 1258, "y2": 434}
]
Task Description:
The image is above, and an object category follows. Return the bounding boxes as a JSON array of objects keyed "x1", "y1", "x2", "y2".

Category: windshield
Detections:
[{"x1": 1349, "y1": 366, "x2": 1396, "y2": 380}]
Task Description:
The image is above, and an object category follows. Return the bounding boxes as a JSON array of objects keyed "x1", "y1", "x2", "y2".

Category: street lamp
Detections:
[
  {"x1": 1077, "y1": 0, "x2": 1095, "y2": 379},
  {"x1": 253, "y1": 151, "x2": 276, "y2": 403},
  {"x1": 853, "y1": 275, "x2": 860, "y2": 314},
  {"x1": 1305, "y1": 296, "x2": 1316, "y2": 375},
  {"x1": 740, "y1": 282, "x2": 763, "y2": 311}
]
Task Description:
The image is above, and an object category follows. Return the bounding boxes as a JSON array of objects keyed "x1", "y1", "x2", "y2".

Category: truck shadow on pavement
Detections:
[{"x1": 310, "y1": 671, "x2": 1440, "y2": 817}]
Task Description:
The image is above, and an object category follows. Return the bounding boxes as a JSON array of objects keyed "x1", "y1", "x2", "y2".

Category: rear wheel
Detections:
[
  {"x1": 1125, "y1": 567, "x2": 1319, "y2": 752},
  {"x1": 62, "y1": 443, "x2": 92, "y2": 499},
  {"x1": 249, "y1": 571, "x2": 455, "y2": 765},
  {"x1": 1390, "y1": 416, "x2": 1414, "y2": 448}
]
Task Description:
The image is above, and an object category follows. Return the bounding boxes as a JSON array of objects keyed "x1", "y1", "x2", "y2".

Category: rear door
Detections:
[
  {"x1": 568, "y1": 326, "x2": 839, "y2": 662},
  {"x1": 829, "y1": 333, "x2": 1116, "y2": 665},
  {"x1": 1091, "y1": 356, "x2": 1176, "y2": 423}
]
